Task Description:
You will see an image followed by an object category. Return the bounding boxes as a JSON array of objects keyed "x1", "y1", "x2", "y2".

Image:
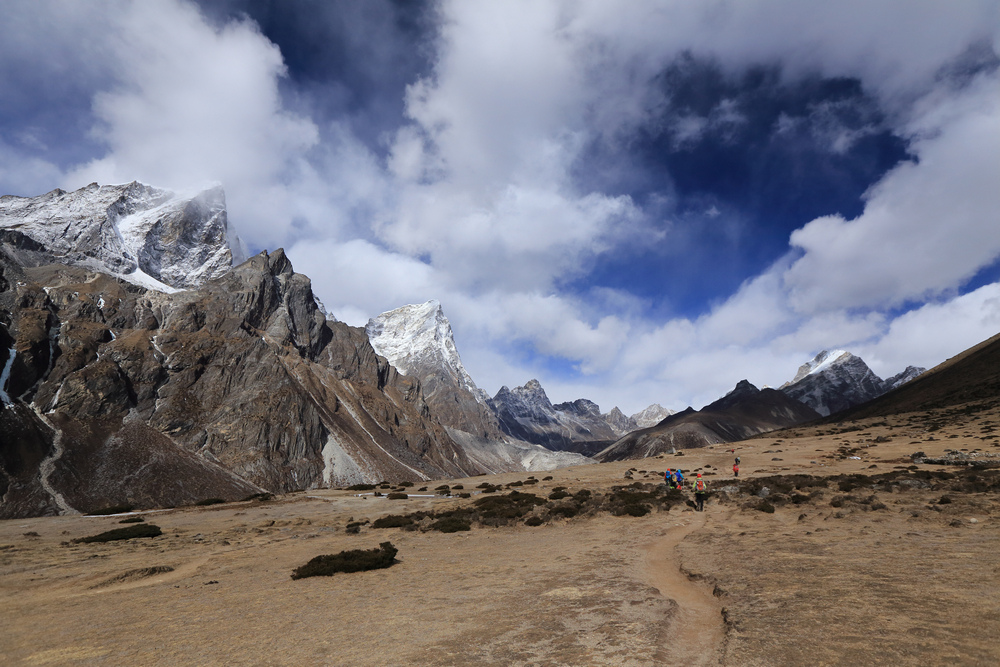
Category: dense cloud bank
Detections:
[{"x1": 2, "y1": 0, "x2": 998, "y2": 412}]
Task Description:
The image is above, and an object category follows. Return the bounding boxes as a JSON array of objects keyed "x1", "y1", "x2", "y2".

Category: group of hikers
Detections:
[{"x1": 663, "y1": 455, "x2": 741, "y2": 512}]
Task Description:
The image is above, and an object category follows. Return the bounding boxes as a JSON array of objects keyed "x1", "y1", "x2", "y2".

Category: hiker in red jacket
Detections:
[{"x1": 733, "y1": 461, "x2": 740, "y2": 478}]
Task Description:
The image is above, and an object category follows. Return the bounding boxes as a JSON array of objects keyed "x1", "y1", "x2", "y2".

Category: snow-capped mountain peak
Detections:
[
  {"x1": 787, "y1": 349, "x2": 852, "y2": 385},
  {"x1": 0, "y1": 181, "x2": 242, "y2": 291},
  {"x1": 366, "y1": 300, "x2": 486, "y2": 402}
]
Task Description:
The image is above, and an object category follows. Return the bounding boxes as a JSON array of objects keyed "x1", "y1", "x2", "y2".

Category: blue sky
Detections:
[{"x1": 2, "y1": 1, "x2": 999, "y2": 414}]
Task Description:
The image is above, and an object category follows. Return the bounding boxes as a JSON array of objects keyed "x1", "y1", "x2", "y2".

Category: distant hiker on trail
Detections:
[
  {"x1": 733, "y1": 461, "x2": 740, "y2": 478},
  {"x1": 694, "y1": 474, "x2": 707, "y2": 511},
  {"x1": 674, "y1": 469, "x2": 684, "y2": 487}
]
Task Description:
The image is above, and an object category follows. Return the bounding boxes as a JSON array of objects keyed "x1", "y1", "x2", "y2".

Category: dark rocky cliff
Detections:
[{"x1": 0, "y1": 246, "x2": 479, "y2": 518}]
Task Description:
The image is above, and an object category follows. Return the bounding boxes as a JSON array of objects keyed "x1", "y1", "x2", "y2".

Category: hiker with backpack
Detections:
[{"x1": 694, "y1": 473, "x2": 707, "y2": 511}]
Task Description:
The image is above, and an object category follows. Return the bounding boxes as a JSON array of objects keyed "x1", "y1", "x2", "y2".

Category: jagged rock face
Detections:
[
  {"x1": 489, "y1": 379, "x2": 625, "y2": 450},
  {"x1": 884, "y1": 366, "x2": 926, "y2": 391},
  {"x1": 0, "y1": 243, "x2": 481, "y2": 518},
  {"x1": 366, "y1": 300, "x2": 504, "y2": 440},
  {"x1": 598, "y1": 380, "x2": 820, "y2": 461},
  {"x1": 780, "y1": 350, "x2": 924, "y2": 417},
  {"x1": 0, "y1": 181, "x2": 239, "y2": 290}
]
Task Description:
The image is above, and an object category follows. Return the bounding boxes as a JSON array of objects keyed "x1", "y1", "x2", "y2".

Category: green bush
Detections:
[
  {"x1": 291, "y1": 542, "x2": 398, "y2": 579},
  {"x1": 73, "y1": 524, "x2": 162, "y2": 543}
]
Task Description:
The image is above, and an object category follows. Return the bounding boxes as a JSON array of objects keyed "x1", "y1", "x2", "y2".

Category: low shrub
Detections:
[
  {"x1": 345, "y1": 521, "x2": 366, "y2": 534},
  {"x1": 457, "y1": 492, "x2": 471, "y2": 498},
  {"x1": 938, "y1": 495, "x2": 953, "y2": 504},
  {"x1": 524, "y1": 516, "x2": 544, "y2": 526},
  {"x1": 195, "y1": 498, "x2": 226, "y2": 506},
  {"x1": 549, "y1": 504, "x2": 579, "y2": 518},
  {"x1": 242, "y1": 492, "x2": 274, "y2": 502},
  {"x1": 430, "y1": 516, "x2": 471, "y2": 533},
  {"x1": 542, "y1": 476, "x2": 553, "y2": 481},
  {"x1": 435, "y1": 485, "x2": 450, "y2": 491},
  {"x1": 548, "y1": 491, "x2": 570, "y2": 500},
  {"x1": 372, "y1": 515, "x2": 415, "y2": 529},
  {"x1": 451, "y1": 484, "x2": 464, "y2": 490},
  {"x1": 118, "y1": 516, "x2": 145, "y2": 524},
  {"x1": 757, "y1": 501, "x2": 776, "y2": 514},
  {"x1": 399, "y1": 481, "x2": 414, "y2": 487},
  {"x1": 348, "y1": 484, "x2": 377, "y2": 491},
  {"x1": 615, "y1": 503, "x2": 650, "y2": 517},
  {"x1": 73, "y1": 524, "x2": 162, "y2": 543},
  {"x1": 386, "y1": 493, "x2": 408, "y2": 500},
  {"x1": 291, "y1": 542, "x2": 398, "y2": 579}
]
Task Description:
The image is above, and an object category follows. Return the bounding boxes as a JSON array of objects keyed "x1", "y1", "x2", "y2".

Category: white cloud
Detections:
[
  {"x1": 784, "y1": 71, "x2": 1000, "y2": 313},
  {"x1": 65, "y1": 0, "x2": 319, "y2": 246}
]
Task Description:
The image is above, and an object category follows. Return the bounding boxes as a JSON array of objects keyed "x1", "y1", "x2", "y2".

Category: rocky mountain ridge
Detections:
[
  {"x1": 0, "y1": 181, "x2": 245, "y2": 291},
  {"x1": 780, "y1": 349, "x2": 925, "y2": 416},
  {"x1": 366, "y1": 300, "x2": 503, "y2": 440},
  {"x1": 487, "y1": 379, "x2": 672, "y2": 453},
  {"x1": 597, "y1": 380, "x2": 822, "y2": 461}
]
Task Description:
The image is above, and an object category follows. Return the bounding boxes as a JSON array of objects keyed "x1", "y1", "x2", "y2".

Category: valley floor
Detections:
[{"x1": 2, "y1": 408, "x2": 999, "y2": 666}]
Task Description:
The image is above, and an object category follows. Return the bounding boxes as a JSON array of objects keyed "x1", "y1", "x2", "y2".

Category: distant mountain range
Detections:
[
  {"x1": 597, "y1": 380, "x2": 821, "y2": 461},
  {"x1": 0, "y1": 181, "x2": 940, "y2": 517}
]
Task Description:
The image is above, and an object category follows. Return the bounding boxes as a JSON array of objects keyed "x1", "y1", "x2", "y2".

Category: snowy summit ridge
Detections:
[
  {"x1": 0, "y1": 181, "x2": 245, "y2": 291},
  {"x1": 366, "y1": 300, "x2": 487, "y2": 402}
]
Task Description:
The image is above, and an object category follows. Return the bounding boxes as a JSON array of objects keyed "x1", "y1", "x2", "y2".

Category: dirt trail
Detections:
[{"x1": 643, "y1": 511, "x2": 726, "y2": 666}]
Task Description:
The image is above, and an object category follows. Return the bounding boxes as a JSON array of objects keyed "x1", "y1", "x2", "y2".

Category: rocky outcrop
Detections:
[
  {"x1": 780, "y1": 350, "x2": 926, "y2": 417},
  {"x1": 597, "y1": 380, "x2": 821, "y2": 461}
]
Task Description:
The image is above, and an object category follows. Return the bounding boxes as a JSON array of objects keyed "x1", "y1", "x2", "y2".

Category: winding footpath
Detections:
[{"x1": 642, "y1": 511, "x2": 727, "y2": 665}]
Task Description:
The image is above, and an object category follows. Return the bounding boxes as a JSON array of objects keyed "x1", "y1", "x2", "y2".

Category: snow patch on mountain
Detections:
[
  {"x1": 366, "y1": 300, "x2": 487, "y2": 403},
  {"x1": 0, "y1": 181, "x2": 242, "y2": 291},
  {"x1": 629, "y1": 403, "x2": 675, "y2": 429},
  {"x1": 781, "y1": 350, "x2": 926, "y2": 417}
]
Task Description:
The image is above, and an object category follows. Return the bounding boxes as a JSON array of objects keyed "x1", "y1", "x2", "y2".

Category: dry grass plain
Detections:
[{"x1": 2, "y1": 404, "x2": 999, "y2": 666}]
